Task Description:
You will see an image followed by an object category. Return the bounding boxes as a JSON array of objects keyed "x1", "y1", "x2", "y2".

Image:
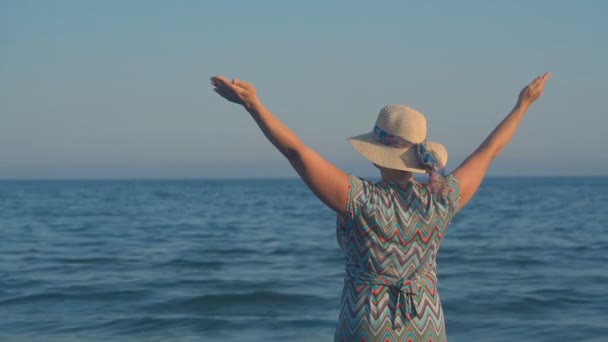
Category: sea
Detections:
[{"x1": 0, "y1": 177, "x2": 607, "y2": 342}]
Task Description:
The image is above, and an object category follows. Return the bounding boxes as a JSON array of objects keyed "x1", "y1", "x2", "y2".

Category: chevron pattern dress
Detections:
[{"x1": 334, "y1": 174, "x2": 461, "y2": 342}]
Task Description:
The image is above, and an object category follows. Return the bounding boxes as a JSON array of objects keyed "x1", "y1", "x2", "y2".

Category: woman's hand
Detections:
[
  {"x1": 211, "y1": 76, "x2": 260, "y2": 111},
  {"x1": 518, "y1": 72, "x2": 551, "y2": 107}
]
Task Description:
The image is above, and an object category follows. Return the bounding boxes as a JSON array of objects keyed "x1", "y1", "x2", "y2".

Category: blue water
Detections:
[{"x1": 0, "y1": 177, "x2": 607, "y2": 341}]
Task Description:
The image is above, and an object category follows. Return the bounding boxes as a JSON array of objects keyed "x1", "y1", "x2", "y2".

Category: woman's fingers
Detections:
[
  {"x1": 530, "y1": 72, "x2": 551, "y2": 89},
  {"x1": 213, "y1": 86, "x2": 230, "y2": 99},
  {"x1": 211, "y1": 76, "x2": 236, "y2": 93},
  {"x1": 533, "y1": 72, "x2": 551, "y2": 91},
  {"x1": 541, "y1": 72, "x2": 552, "y2": 86},
  {"x1": 536, "y1": 72, "x2": 551, "y2": 85},
  {"x1": 211, "y1": 75, "x2": 261, "y2": 108},
  {"x1": 211, "y1": 76, "x2": 235, "y2": 92},
  {"x1": 211, "y1": 75, "x2": 231, "y2": 86},
  {"x1": 211, "y1": 76, "x2": 246, "y2": 89},
  {"x1": 232, "y1": 78, "x2": 249, "y2": 88},
  {"x1": 211, "y1": 75, "x2": 250, "y2": 105}
]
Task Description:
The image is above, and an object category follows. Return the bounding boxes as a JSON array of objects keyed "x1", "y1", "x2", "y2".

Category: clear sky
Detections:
[{"x1": 1, "y1": 0, "x2": 607, "y2": 179}]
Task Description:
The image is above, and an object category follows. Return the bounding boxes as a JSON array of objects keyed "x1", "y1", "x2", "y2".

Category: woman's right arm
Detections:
[
  {"x1": 452, "y1": 72, "x2": 551, "y2": 211},
  {"x1": 211, "y1": 76, "x2": 350, "y2": 215}
]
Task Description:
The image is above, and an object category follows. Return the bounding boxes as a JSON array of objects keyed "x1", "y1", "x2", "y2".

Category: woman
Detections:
[{"x1": 211, "y1": 72, "x2": 550, "y2": 342}]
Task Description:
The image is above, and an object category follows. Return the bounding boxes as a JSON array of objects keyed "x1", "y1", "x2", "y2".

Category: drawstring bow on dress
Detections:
[{"x1": 348, "y1": 271, "x2": 421, "y2": 330}]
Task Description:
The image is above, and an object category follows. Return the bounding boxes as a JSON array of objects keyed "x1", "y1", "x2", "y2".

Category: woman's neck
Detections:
[{"x1": 379, "y1": 168, "x2": 413, "y2": 182}]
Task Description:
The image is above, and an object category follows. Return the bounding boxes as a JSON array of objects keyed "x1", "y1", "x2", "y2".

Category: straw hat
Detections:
[{"x1": 348, "y1": 105, "x2": 447, "y2": 174}]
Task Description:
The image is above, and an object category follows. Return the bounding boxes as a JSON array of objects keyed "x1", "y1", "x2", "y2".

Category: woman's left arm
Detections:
[{"x1": 211, "y1": 76, "x2": 350, "y2": 215}]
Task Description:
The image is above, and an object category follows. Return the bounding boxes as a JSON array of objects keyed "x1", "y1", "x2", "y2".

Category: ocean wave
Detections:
[
  {"x1": 87, "y1": 314, "x2": 334, "y2": 335},
  {"x1": 91, "y1": 316, "x2": 210, "y2": 334},
  {"x1": 144, "y1": 290, "x2": 328, "y2": 314},
  {"x1": 161, "y1": 258, "x2": 223, "y2": 270},
  {"x1": 50, "y1": 256, "x2": 124, "y2": 265},
  {"x1": 0, "y1": 289, "x2": 151, "y2": 306}
]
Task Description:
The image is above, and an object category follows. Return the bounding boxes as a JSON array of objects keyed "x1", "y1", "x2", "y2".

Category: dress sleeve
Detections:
[
  {"x1": 338, "y1": 175, "x2": 378, "y2": 224},
  {"x1": 444, "y1": 173, "x2": 462, "y2": 216}
]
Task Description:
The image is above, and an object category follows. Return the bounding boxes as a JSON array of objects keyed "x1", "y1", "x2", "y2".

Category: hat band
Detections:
[{"x1": 372, "y1": 125, "x2": 414, "y2": 148}]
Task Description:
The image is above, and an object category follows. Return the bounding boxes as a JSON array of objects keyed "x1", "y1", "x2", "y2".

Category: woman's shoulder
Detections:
[{"x1": 345, "y1": 173, "x2": 460, "y2": 205}]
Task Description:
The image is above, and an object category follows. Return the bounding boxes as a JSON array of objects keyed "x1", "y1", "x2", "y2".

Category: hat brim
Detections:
[{"x1": 348, "y1": 133, "x2": 448, "y2": 174}]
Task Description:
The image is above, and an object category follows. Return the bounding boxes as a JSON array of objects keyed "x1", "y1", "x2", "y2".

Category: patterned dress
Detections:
[{"x1": 334, "y1": 174, "x2": 461, "y2": 342}]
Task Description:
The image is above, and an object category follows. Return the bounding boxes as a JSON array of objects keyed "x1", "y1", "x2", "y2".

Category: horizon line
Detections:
[{"x1": 1, "y1": 174, "x2": 607, "y2": 182}]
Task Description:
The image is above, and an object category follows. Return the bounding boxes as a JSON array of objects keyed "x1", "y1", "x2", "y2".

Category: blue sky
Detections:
[{"x1": 1, "y1": 0, "x2": 607, "y2": 178}]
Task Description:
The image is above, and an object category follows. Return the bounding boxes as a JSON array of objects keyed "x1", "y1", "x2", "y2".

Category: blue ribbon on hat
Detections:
[
  {"x1": 372, "y1": 125, "x2": 447, "y2": 195},
  {"x1": 372, "y1": 125, "x2": 413, "y2": 148}
]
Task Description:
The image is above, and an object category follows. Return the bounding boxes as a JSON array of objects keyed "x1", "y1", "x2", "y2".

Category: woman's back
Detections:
[
  {"x1": 211, "y1": 72, "x2": 550, "y2": 342},
  {"x1": 335, "y1": 175, "x2": 460, "y2": 342}
]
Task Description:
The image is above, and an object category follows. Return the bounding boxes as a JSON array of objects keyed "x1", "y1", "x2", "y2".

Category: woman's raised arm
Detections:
[
  {"x1": 452, "y1": 72, "x2": 551, "y2": 210},
  {"x1": 211, "y1": 76, "x2": 350, "y2": 215}
]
